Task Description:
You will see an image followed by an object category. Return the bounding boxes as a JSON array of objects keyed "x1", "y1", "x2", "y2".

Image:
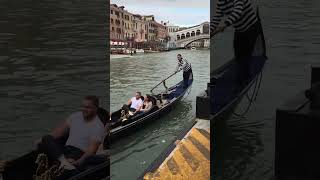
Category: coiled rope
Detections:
[
  {"x1": 33, "y1": 154, "x2": 64, "y2": 180},
  {"x1": 232, "y1": 70, "x2": 263, "y2": 117}
]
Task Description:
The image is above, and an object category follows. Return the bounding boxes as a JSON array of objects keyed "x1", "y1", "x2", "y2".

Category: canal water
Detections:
[
  {"x1": 212, "y1": 0, "x2": 320, "y2": 179},
  {"x1": 1, "y1": 1, "x2": 318, "y2": 179},
  {"x1": 110, "y1": 49, "x2": 210, "y2": 179},
  {"x1": 0, "y1": 0, "x2": 107, "y2": 159}
]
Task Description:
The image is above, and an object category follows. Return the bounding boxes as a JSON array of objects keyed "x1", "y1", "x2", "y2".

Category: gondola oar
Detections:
[{"x1": 150, "y1": 71, "x2": 178, "y2": 94}]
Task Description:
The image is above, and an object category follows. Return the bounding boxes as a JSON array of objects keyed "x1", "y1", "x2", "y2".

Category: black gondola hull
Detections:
[
  {"x1": 110, "y1": 73, "x2": 193, "y2": 141},
  {"x1": 110, "y1": 96, "x2": 182, "y2": 141},
  {"x1": 2, "y1": 151, "x2": 109, "y2": 180}
]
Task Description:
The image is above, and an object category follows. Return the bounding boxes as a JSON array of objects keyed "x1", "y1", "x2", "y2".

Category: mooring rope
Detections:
[
  {"x1": 181, "y1": 84, "x2": 192, "y2": 101},
  {"x1": 33, "y1": 154, "x2": 65, "y2": 180},
  {"x1": 232, "y1": 70, "x2": 263, "y2": 117}
]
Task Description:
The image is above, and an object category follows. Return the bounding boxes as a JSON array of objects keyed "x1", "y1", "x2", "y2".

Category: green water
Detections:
[{"x1": 110, "y1": 49, "x2": 209, "y2": 180}]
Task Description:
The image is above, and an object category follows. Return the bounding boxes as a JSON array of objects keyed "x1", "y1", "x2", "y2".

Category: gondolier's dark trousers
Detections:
[
  {"x1": 234, "y1": 21, "x2": 261, "y2": 85},
  {"x1": 183, "y1": 68, "x2": 192, "y2": 88}
]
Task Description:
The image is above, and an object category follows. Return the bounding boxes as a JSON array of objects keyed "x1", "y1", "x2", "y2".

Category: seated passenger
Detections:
[
  {"x1": 35, "y1": 96, "x2": 105, "y2": 175},
  {"x1": 139, "y1": 95, "x2": 153, "y2": 113},
  {"x1": 127, "y1": 91, "x2": 143, "y2": 113}
]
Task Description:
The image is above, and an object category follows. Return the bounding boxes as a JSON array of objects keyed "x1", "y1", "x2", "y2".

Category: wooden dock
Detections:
[{"x1": 143, "y1": 119, "x2": 210, "y2": 180}]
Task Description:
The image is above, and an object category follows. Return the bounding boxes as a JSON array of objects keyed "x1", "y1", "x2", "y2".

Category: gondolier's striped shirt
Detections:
[
  {"x1": 176, "y1": 58, "x2": 191, "y2": 72},
  {"x1": 211, "y1": 0, "x2": 258, "y2": 32}
]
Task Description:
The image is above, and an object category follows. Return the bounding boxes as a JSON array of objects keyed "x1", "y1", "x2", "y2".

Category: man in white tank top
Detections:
[
  {"x1": 36, "y1": 96, "x2": 105, "y2": 174},
  {"x1": 127, "y1": 91, "x2": 143, "y2": 112}
]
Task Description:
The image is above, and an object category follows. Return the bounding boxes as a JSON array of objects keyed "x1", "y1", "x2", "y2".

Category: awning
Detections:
[{"x1": 110, "y1": 40, "x2": 126, "y2": 46}]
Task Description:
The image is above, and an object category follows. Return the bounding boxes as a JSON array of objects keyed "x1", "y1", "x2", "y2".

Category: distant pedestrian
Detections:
[{"x1": 175, "y1": 54, "x2": 192, "y2": 88}]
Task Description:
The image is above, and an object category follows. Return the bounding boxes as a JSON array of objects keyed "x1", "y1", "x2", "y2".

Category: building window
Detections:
[
  {"x1": 111, "y1": 10, "x2": 113, "y2": 14},
  {"x1": 111, "y1": 18, "x2": 114, "y2": 24},
  {"x1": 112, "y1": 27, "x2": 114, "y2": 31},
  {"x1": 116, "y1": 28, "x2": 121, "y2": 34}
]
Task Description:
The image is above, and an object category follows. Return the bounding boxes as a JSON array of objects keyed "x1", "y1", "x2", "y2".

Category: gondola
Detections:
[
  {"x1": 210, "y1": 10, "x2": 267, "y2": 122},
  {"x1": 141, "y1": 14, "x2": 267, "y2": 179},
  {"x1": 0, "y1": 108, "x2": 110, "y2": 180},
  {"x1": 110, "y1": 69, "x2": 193, "y2": 140},
  {"x1": 139, "y1": 55, "x2": 266, "y2": 179},
  {"x1": 209, "y1": 55, "x2": 267, "y2": 122}
]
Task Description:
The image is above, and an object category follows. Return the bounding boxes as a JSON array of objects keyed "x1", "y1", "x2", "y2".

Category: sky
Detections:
[{"x1": 110, "y1": 0, "x2": 210, "y2": 27}]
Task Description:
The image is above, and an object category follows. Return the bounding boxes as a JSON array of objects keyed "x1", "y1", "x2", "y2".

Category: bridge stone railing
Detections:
[{"x1": 175, "y1": 33, "x2": 210, "y2": 47}]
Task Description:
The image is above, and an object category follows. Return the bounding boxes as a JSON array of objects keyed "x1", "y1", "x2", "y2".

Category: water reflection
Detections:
[
  {"x1": 0, "y1": 0, "x2": 107, "y2": 159},
  {"x1": 213, "y1": 115, "x2": 266, "y2": 179}
]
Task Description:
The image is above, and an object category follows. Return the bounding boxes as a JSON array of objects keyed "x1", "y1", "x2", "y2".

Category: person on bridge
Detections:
[
  {"x1": 175, "y1": 54, "x2": 192, "y2": 88},
  {"x1": 211, "y1": 0, "x2": 265, "y2": 85}
]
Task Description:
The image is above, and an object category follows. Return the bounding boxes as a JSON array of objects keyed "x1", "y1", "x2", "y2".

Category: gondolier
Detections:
[
  {"x1": 211, "y1": 0, "x2": 266, "y2": 84},
  {"x1": 175, "y1": 54, "x2": 192, "y2": 88}
]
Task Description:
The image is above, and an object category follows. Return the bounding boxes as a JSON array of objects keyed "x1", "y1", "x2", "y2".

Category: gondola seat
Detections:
[
  {"x1": 120, "y1": 103, "x2": 160, "y2": 126},
  {"x1": 55, "y1": 148, "x2": 109, "y2": 180},
  {"x1": 76, "y1": 149, "x2": 109, "y2": 172},
  {"x1": 156, "y1": 99, "x2": 169, "y2": 108}
]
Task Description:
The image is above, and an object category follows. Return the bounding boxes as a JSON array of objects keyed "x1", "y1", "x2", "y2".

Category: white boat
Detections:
[
  {"x1": 110, "y1": 54, "x2": 132, "y2": 59},
  {"x1": 135, "y1": 49, "x2": 144, "y2": 53},
  {"x1": 125, "y1": 49, "x2": 135, "y2": 54}
]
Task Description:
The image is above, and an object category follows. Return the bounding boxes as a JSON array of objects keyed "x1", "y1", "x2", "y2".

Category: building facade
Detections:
[
  {"x1": 155, "y1": 22, "x2": 168, "y2": 42},
  {"x1": 110, "y1": 4, "x2": 124, "y2": 41},
  {"x1": 132, "y1": 14, "x2": 145, "y2": 42},
  {"x1": 110, "y1": 4, "x2": 173, "y2": 50},
  {"x1": 110, "y1": 4, "x2": 136, "y2": 43},
  {"x1": 143, "y1": 15, "x2": 157, "y2": 41}
]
